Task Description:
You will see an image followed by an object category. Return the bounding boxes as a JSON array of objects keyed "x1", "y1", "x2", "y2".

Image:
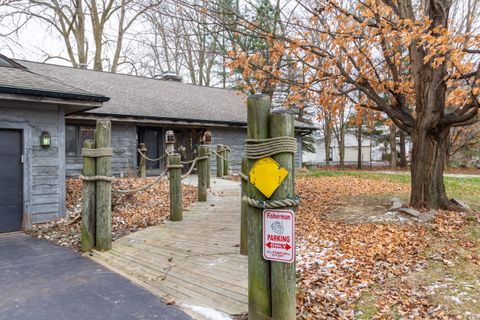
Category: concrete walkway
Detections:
[
  {"x1": 90, "y1": 178, "x2": 248, "y2": 319},
  {"x1": 0, "y1": 233, "x2": 191, "y2": 320}
]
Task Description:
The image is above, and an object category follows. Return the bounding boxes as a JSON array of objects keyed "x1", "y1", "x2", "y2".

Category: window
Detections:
[{"x1": 65, "y1": 125, "x2": 95, "y2": 155}]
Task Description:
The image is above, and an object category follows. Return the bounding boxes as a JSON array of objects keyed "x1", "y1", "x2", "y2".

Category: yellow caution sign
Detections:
[{"x1": 249, "y1": 157, "x2": 288, "y2": 198}]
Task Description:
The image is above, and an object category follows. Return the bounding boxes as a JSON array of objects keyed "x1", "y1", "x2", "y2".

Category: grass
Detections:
[{"x1": 302, "y1": 169, "x2": 480, "y2": 209}]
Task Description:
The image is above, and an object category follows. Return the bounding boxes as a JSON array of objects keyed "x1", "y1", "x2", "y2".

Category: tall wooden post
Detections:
[
  {"x1": 223, "y1": 145, "x2": 230, "y2": 177},
  {"x1": 81, "y1": 139, "x2": 96, "y2": 252},
  {"x1": 168, "y1": 153, "x2": 182, "y2": 221},
  {"x1": 207, "y1": 148, "x2": 211, "y2": 189},
  {"x1": 198, "y1": 145, "x2": 209, "y2": 201},
  {"x1": 270, "y1": 111, "x2": 296, "y2": 320},
  {"x1": 95, "y1": 120, "x2": 112, "y2": 251},
  {"x1": 138, "y1": 143, "x2": 147, "y2": 178},
  {"x1": 240, "y1": 157, "x2": 248, "y2": 256},
  {"x1": 216, "y1": 144, "x2": 224, "y2": 178},
  {"x1": 247, "y1": 95, "x2": 271, "y2": 319}
]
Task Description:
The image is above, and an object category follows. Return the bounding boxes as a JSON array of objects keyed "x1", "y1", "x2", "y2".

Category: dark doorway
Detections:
[
  {"x1": 138, "y1": 127, "x2": 165, "y2": 174},
  {"x1": 0, "y1": 129, "x2": 23, "y2": 233}
]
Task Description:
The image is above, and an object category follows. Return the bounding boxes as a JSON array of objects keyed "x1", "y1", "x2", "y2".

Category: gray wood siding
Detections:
[
  {"x1": 66, "y1": 123, "x2": 302, "y2": 178},
  {"x1": 210, "y1": 127, "x2": 303, "y2": 174},
  {"x1": 0, "y1": 102, "x2": 65, "y2": 224},
  {"x1": 66, "y1": 124, "x2": 137, "y2": 177}
]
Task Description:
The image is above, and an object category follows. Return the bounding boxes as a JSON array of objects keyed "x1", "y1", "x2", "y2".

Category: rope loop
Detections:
[
  {"x1": 112, "y1": 169, "x2": 168, "y2": 194},
  {"x1": 239, "y1": 172, "x2": 249, "y2": 182},
  {"x1": 212, "y1": 150, "x2": 242, "y2": 164},
  {"x1": 242, "y1": 195, "x2": 300, "y2": 209},
  {"x1": 167, "y1": 164, "x2": 184, "y2": 169},
  {"x1": 79, "y1": 175, "x2": 114, "y2": 182},
  {"x1": 138, "y1": 149, "x2": 168, "y2": 162},
  {"x1": 245, "y1": 136, "x2": 297, "y2": 159}
]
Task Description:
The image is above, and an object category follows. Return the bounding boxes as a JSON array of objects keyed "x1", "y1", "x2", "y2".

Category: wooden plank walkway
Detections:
[{"x1": 90, "y1": 177, "x2": 248, "y2": 318}]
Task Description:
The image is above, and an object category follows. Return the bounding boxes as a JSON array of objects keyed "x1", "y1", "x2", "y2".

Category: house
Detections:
[
  {"x1": 0, "y1": 54, "x2": 311, "y2": 233},
  {"x1": 303, "y1": 130, "x2": 384, "y2": 165},
  {"x1": 19, "y1": 60, "x2": 309, "y2": 177},
  {"x1": 0, "y1": 55, "x2": 108, "y2": 232}
]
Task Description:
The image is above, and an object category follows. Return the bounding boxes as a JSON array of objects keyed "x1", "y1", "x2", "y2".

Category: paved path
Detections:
[
  {"x1": 90, "y1": 178, "x2": 248, "y2": 319},
  {"x1": 0, "y1": 233, "x2": 191, "y2": 320}
]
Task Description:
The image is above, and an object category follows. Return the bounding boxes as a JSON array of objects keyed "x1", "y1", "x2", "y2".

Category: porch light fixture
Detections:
[
  {"x1": 40, "y1": 131, "x2": 51, "y2": 148},
  {"x1": 165, "y1": 130, "x2": 176, "y2": 154},
  {"x1": 202, "y1": 130, "x2": 212, "y2": 145}
]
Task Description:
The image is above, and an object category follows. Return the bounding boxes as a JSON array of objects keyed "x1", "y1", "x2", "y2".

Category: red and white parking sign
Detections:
[{"x1": 263, "y1": 209, "x2": 295, "y2": 263}]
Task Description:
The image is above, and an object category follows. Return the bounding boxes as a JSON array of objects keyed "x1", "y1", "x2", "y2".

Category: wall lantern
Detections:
[
  {"x1": 40, "y1": 131, "x2": 51, "y2": 148},
  {"x1": 165, "y1": 130, "x2": 176, "y2": 154},
  {"x1": 202, "y1": 130, "x2": 212, "y2": 145}
]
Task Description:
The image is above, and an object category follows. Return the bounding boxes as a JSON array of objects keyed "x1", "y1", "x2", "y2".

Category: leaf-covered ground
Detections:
[
  {"x1": 28, "y1": 178, "x2": 197, "y2": 251},
  {"x1": 295, "y1": 174, "x2": 480, "y2": 319}
]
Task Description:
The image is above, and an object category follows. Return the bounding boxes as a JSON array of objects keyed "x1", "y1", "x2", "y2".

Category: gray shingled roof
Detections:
[
  {"x1": 18, "y1": 60, "x2": 249, "y2": 125},
  {"x1": 0, "y1": 57, "x2": 108, "y2": 103}
]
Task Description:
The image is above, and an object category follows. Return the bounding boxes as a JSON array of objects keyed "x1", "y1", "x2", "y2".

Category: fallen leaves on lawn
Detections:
[
  {"x1": 296, "y1": 176, "x2": 424, "y2": 319},
  {"x1": 29, "y1": 178, "x2": 197, "y2": 251}
]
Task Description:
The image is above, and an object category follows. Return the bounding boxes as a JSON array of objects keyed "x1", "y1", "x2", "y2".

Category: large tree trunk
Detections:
[
  {"x1": 410, "y1": 127, "x2": 450, "y2": 209},
  {"x1": 399, "y1": 130, "x2": 407, "y2": 168}
]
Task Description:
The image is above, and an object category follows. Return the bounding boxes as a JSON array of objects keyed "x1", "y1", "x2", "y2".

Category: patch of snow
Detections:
[{"x1": 182, "y1": 305, "x2": 232, "y2": 320}]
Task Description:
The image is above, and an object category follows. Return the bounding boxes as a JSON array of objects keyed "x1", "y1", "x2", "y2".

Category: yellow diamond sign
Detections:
[{"x1": 249, "y1": 157, "x2": 288, "y2": 198}]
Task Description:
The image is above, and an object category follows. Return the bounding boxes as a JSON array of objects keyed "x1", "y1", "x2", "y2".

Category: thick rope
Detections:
[
  {"x1": 181, "y1": 159, "x2": 197, "y2": 180},
  {"x1": 212, "y1": 150, "x2": 242, "y2": 164},
  {"x1": 112, "y1": 169, "x2": 168, "y2": 194},
  {"x1": 82, "y1": 148, "x2": 113, "y2": 158},
  {"x1": 245, "y1": 136, "x2": 297, "y2": 159},
  {"x1": 239, "y1": 172, "x2": 249, "y2": 182},
  {"x1": 242, "y1": 195, "x2": 300, "y2": 209},
  {"x1": 79, "y1": 175, "x2": 114, "y2": 182},
  {"x1": 167, "y1": 164, "x2": 184, "y2": 169},
  {"x1": 138, "y1": 149, "x2": 168, "y2": 162}
]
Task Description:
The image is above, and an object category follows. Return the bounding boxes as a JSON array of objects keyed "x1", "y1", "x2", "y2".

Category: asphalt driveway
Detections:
[{"x1": 0, "y1": 233, "x2": 191, "y2": 320}]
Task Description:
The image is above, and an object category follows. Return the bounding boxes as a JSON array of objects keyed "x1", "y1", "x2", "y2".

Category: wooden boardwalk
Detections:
[{"x1": 90, "y1": 177, "x2": 248, "y2": 318}]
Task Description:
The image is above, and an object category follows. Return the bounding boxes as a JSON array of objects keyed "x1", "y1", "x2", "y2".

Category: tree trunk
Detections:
[
  {"x1": 357, "y1": 123, "x2": 362, "y2": 170},
  {"x1": 324, "y1": 122, "x2": 331, "y2": 166},
  {"x1": 390, "y1": 124, "x2": 397, "y2": 169},
  {"x1": 410, "y1": 127, "x2": 450, "y2": 209},
  {"x1": 338, "y1": 127, "x2": 345, "y2": 169},
  {"x1": 399, "y1": 130, "x2": 407, "y2": 168}
]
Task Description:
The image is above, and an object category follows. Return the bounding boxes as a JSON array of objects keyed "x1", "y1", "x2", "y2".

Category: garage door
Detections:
[{"x1": 0, "y1": 129, "x2": 23, "y2": 233}]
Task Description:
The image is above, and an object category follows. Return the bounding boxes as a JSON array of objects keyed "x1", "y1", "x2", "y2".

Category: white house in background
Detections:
[{"x1": 303, "y1": 130, "x2": 384, "y2": 165}]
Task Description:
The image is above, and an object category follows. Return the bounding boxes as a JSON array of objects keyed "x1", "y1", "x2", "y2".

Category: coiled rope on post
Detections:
[
  {"x1": 242, "y1": 196, "x2": 300, "y2": 209},
  {"x1": 245, "y1": 136, "x2": 297, "y2": 159},
  {"x1": 243, "y1": 135, "x2": 300, "y2": 208}
]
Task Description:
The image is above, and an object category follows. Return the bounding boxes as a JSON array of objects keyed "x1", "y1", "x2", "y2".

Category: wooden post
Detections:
[
  {"x1": 207, "y1": 147, "x2": 211, "y2": 189},
  {"x1": 240, "y1": 157, "x2": 248, "y2": 256},
  {"x1": 269, "y1": 111, "x2": 296, "y2": 320},
  {"x1": 198, "y1": 145, "x2": 209, "y2": 201},
  {"x1": 216, "y1": 144, "x2": 224, "y2": 178},
  {"x1": 223, "y1": 145, "x2": 230, "y2": 177},
  {"x1": 138, "y1": 143, "x2": 147, "y2": 178},
  {"x1": 81, "y1": 139, "x2": 96, "y2": 252},
  {"x1": 168, "y1": 153, "x2": 182, "y2": 221},
  {"x1": 246, "y1": 95, "x2": 271, "y2": 319},
  {"x1": 95, "y1": 120, "x2": 112, "y2": 251}
]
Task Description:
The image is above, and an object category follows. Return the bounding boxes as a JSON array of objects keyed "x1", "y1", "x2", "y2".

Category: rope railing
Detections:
[
  {"x1": 112, "y1": 168, "x2": 168, "y2": 194},
  {"x1": 211, "y1": 149, "x2": 242, "y2": 164},
  {"x1": 138, "y1": 149, "x2": 170, "y2": 162}
]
